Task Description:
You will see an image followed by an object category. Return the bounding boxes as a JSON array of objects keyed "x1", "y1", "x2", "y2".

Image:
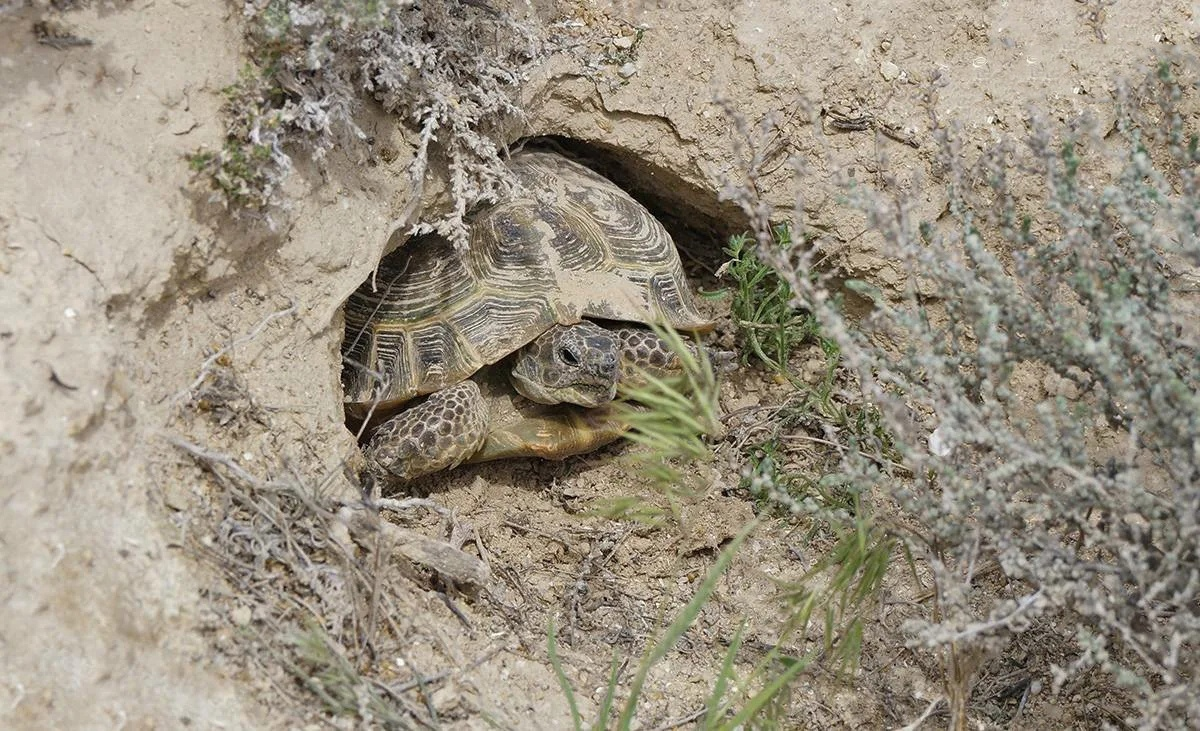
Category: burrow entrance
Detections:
[{"x1": 339, "y1": 137, "x2": 752, "y2": 448}]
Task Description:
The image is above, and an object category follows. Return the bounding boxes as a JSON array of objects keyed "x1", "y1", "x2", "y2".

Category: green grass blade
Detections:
[
  {"x1": 717, "y1": 649, "x2": 817, "y2": 730},
  {"x1": 615, "y1": 522, "x2": 754, "y2": 728},
  {"x1": 703, "y1": 622, "x2": 747, "y2": 727},
  {"x1": 546, "y1": 619, "x2": 583, "y2": 731},
  {"x1": 594, "y1": 653, "x2": 622, "y2": 731}
]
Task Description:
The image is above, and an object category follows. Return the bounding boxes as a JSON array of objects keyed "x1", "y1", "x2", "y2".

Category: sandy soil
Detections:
[{"x1": 1, "y1": 0, "x2": 1195, "y2": 728}]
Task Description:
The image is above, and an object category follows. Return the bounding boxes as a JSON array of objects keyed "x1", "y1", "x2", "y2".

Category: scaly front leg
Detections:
[{"x1": 364, "y1": 381, "x2": 489, "y2": 484}]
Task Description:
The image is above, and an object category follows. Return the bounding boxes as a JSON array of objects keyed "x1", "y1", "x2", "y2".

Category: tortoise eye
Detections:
[{"x1": 559, "y1": 347, "x2": 579, "y2": 366}]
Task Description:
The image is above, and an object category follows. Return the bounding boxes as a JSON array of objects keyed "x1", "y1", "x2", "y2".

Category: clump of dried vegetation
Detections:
[
  {"x1": 174, "y1": 413, "x2": 496, "y2": 728},
  {"x1": 718, "y1": 57, "x2": 1200, "y2": 728},
  {"x1": 188, "y1": 0, "x2": 547, "y2": 240}
]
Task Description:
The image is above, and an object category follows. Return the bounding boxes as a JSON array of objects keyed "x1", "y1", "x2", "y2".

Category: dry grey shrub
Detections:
[
  {"x1": 723, "y1": 60, "x2": 1200, "y2": 728},
  {"x1": 175, "y1": 433, "x2": 453, "y2": 727},
  {"x1": 192, "y1": 0, "x2": 548, "y2": 239}
]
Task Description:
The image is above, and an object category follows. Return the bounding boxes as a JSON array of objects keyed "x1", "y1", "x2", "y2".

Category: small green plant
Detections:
[
  {"x1": 599, "y1": 26, "x2": 645, "y2": 68},
  {"x1": 741, "y1": 438, "x2": 855, "y2": 517},
  {"x1": 720, "y1": 219, "x2": 901, "y2": 676},
  {"x1": 187, "y1": 139, "x2": 280, "y2": 211},
  {"x1": 779, "y1": 508, "x2": 896, "y2": 672},
  {"x1": 720, "y1": 225, "x2": 828, "y2": 373},
  {"x1": 741, "y1": 432, "x2": 897, "y2": 674},
  {"x1": 187, "y1": 66, "x2": 289, "y2": 212}
]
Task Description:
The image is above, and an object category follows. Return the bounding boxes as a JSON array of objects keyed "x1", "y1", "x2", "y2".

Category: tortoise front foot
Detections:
[{"x1": 363, "y1": 381, "x2": 488, "y2": 485}]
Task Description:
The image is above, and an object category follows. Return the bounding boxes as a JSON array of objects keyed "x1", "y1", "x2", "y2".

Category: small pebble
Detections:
[
  {"x1": 163, "y1": 483, "x2": 190, "y2": 512},
  {"x1": 1043, "y1": 373, "x2": 1080, "y2": 400},
  {"x1": 230, "y1": 606, "x2": 252, "y2": 627},
  {"x1": 801, "y1": 357, "x2": 827, "y2": 381},
  {"x1": 727, "y1": 394, "x2": 760, "y2": 411},
  {"x1": 432, "y1": 682, "x2": 461, "y2": 713},
  {"x1": 928, "y1": 424, "x2": 954, "y2": 457}
]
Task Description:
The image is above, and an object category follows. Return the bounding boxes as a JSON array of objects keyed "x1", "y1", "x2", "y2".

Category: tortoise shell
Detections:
[{"x1": 342, "y1": 151, "x2": 711, "y2": 415}]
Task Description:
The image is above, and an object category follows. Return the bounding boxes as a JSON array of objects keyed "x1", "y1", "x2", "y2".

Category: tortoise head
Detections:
[{"x1": 509, "y1": 323, "x2": 620, "y2": 407}]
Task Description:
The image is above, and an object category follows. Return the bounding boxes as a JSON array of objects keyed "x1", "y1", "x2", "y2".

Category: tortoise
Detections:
[{"x1": 342, "y1": 151, "x2": 715, "y2": 484}]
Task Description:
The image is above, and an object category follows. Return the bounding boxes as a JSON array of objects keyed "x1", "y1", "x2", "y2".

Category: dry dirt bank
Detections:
[{"x1": 1, "y1": 0, "x2": 1194, "y2": 727}]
